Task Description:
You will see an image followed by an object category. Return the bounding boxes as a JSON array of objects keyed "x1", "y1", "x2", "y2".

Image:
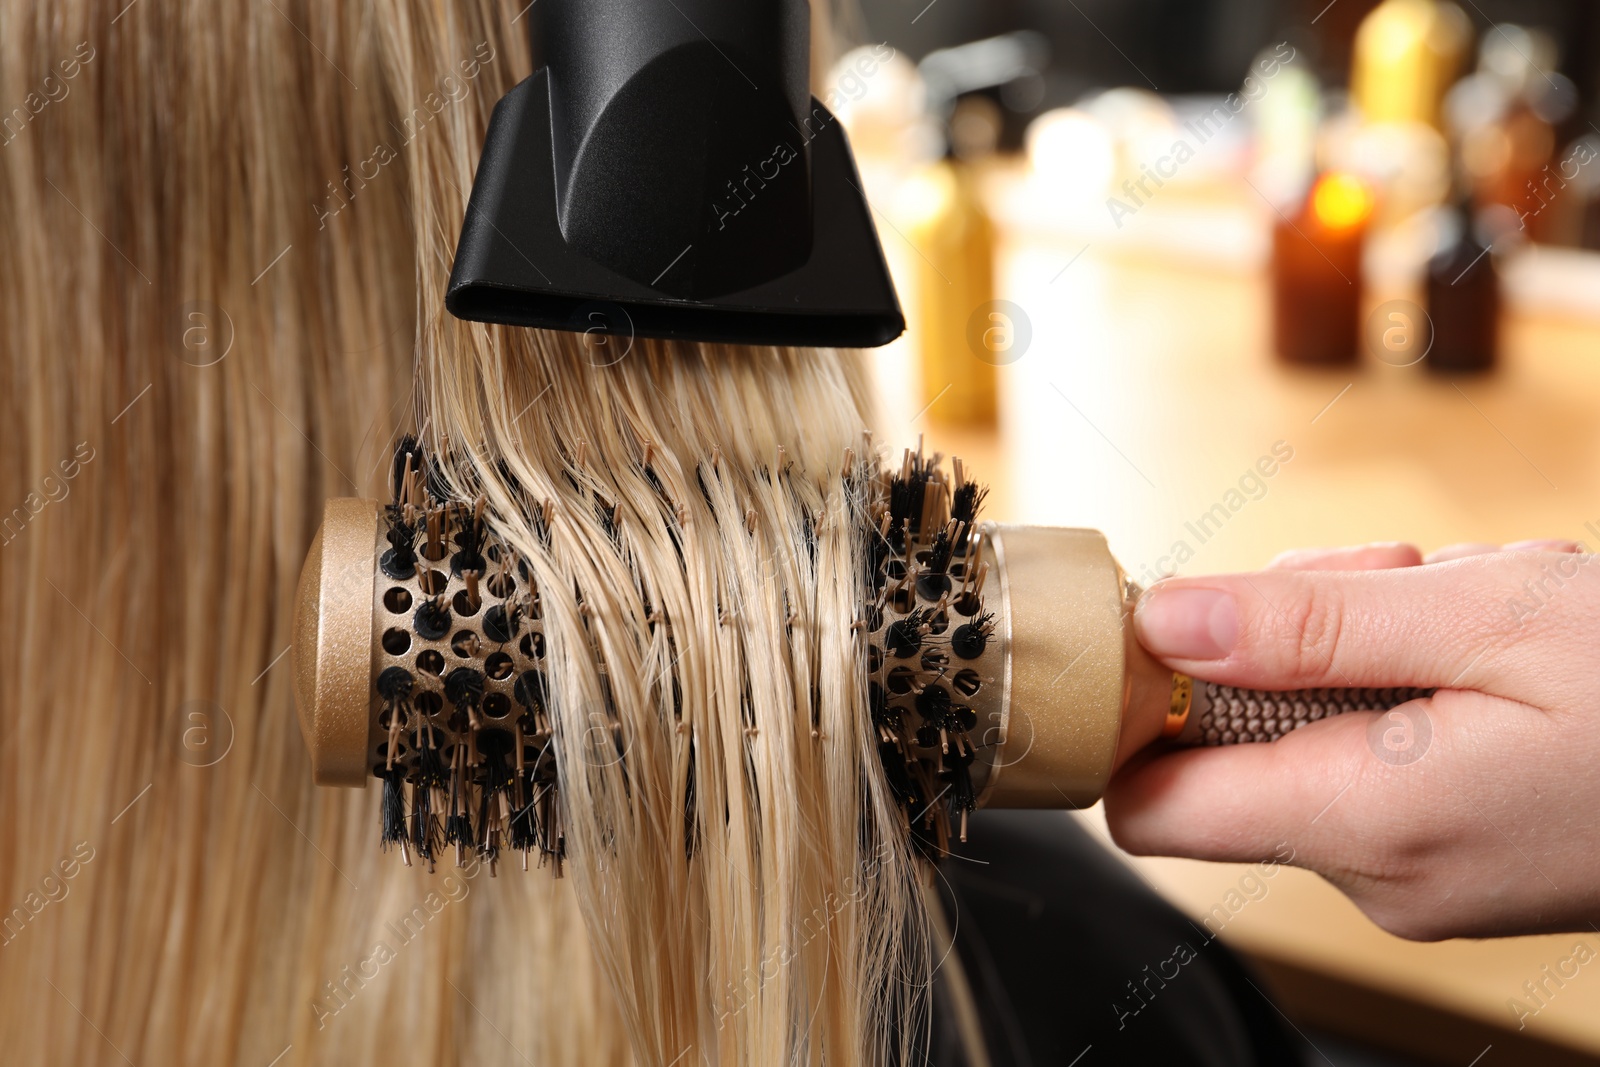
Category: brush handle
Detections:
[{"x1": 1180, "y1": 682, "x2": 1434, "y2": 746}]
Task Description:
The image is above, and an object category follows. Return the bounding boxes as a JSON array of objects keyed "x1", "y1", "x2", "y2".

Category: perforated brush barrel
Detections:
[
  {"x1": 861, "y1": 521, "x2": 1137, "y2": 827},
  {"x1": 296, "y1": 491, "x2": 566, "y2": 869},
  {"x1": 296, "y1": 499, "x2": 545, "y2": 789}
]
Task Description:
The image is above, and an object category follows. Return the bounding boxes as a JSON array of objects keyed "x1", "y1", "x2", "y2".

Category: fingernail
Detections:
[
  {"x1": 1136, "y1": 585, "x2": 1238, "y2": 660},
  {"x1": 1504, "y1": 539, "x2": 1581, "y2": 553}
]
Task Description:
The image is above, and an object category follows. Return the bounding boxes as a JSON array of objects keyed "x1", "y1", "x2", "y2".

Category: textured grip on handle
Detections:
[{"x1": 1184, "y1": 683, "x2": 1435, "y2": 746}]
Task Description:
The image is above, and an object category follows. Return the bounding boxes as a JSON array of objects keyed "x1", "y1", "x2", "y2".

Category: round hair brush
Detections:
[{"x1": 294, "y1": 440, "x2": 1427, "y2": 867}]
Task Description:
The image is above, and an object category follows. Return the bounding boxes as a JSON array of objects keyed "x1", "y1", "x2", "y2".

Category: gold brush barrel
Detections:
[
  {"x1": 294, "y1": 498, "x2": 382, "y2": 787},
  {"x1": 968, "y1": 525, "x2": 1429, "y2": 808},
  {"x1": 970, "y1": 525, "x2": 1163, "y2": 809}
]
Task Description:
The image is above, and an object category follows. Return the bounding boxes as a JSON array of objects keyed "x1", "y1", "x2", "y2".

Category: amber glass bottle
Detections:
[
  {"x1": 1271, "y1": 173, "x2": 1372, "y2": 365},
  {"x1": 1424, "y1": 201, "x2": 1498, "y2": 372}
]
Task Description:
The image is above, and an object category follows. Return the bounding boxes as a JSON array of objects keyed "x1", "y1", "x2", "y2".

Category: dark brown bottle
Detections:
[{"x1": 1424, "y1": 204, "x2": 1498, "y2": 373}]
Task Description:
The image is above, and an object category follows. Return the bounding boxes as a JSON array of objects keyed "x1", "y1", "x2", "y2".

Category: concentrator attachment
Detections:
[{"x1": 445, "y1": 0, "x2": 905, "y2": 348}]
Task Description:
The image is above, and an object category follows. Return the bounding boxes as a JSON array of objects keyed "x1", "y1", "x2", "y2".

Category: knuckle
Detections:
[
  {"x1": 1271, "y1": 581, "x2": 1348, "y2": 680},
  {"x1": 1314, "y1": 810, "x2": 1452, "y2": 940}
]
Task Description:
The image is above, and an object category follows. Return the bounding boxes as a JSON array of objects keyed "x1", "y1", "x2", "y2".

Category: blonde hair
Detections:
[{"x1": 1, "y1": 2, "x2": 934, "y2": 1063}]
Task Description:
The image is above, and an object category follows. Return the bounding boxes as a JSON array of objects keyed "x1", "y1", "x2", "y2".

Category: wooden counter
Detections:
[{"x1": 868, "y1": 186, "x2": 1600, "y2": 1059}]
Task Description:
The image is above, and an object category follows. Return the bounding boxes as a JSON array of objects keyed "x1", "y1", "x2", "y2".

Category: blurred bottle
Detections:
[
  {"x1": 1250, "y1": 46, "x2": 1321, "y2": 208},
  {"x1": 902, "y1": 95, "x2": 1000, "y2": 425},
  {"x1": 1271, "y1": 172, "x2": 1373, "y2": 364},
  {"x1": 1424, "y1": 197, "x2": 1499, "y2": 372},
  {"x1": 1484, "y1": 102, "x2": 1556, "y2": 236},
  {"x1": 1527, "y1": 133, "x2": 1600, "y2": 249},
  {"x1": 1582, "y1": 139, "x2": 1600, "y2": 250},
  {"x1": 1351, "y1": 0, "x2": 1471, "y2": 130},
  {"x1": 1026, "y1": 106, "x2": 1116, "y2": 209},
  {"x1": 1321, "y1": 105, "x2": 1454, "y2": 225},
  {"x1": 828, "y1": 44, "x2": 940, "y2": 194},
  {"x1": 1329, "y1": 0, "x2": 1465, "y2": 226},
  {"x1": 1447, "y1": 26, "x2": 1575, "y2": 244}
]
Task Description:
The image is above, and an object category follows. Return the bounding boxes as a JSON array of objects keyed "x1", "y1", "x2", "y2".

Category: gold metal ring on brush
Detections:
[{"x1": 1162, "y1": 674, "x2": 1194, "y2": 739}]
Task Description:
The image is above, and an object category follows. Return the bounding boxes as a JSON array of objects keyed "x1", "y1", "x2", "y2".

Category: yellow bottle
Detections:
[
  {"x1": 1351, "y1": 0, "x2": 1472, "y2": 129},
  {"x1": 901, "y1": 156, "x2": 998, "y2": 425}
]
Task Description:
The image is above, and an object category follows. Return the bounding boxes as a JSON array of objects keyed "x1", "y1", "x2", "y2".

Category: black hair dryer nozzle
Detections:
[{"x1": 445, "y1": 0, "x2": 905, "y2": 349}]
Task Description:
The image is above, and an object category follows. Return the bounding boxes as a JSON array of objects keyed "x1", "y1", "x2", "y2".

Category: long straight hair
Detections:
[{"x1": 0, "y1": 1, "x2": 932, "y2": 1063}]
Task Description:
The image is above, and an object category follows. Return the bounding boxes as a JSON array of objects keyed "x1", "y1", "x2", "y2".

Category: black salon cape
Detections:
[{"x1": 927, "y1": 811, "x2": 1306, "y2": 1066}]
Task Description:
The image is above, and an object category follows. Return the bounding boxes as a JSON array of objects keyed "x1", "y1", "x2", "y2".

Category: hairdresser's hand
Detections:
[{"x1": 1105, "y1": 540, "x2": 1600, "y2": 940}]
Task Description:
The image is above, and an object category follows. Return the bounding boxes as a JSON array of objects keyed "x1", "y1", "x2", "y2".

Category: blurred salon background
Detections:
[{"x1": 829, "y1": 1, "x2": 1600, "y2": 1064}]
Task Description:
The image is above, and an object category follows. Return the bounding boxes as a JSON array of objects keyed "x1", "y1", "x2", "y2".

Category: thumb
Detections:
[{"x1": 1131, "y1": 555, "x2": 1570, "y2": 693}]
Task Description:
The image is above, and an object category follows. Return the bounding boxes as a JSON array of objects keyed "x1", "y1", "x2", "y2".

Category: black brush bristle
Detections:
[
  {"x1": 377, "y1": 665, "x2": 414, "y2": 702},
  {"x1": 643, "y1": 464, "x2": 666, "y2": 497},
  {"x1": 410, "y1": 782, "x2": 436, "y2": 863},
  {"x1": 512, "y1": 670, "x2": 547, "y2": 710},
  {"x1": 417, "y1": 738, "x2": 447, "y2": 789},
  {"x1": 869, "y1": 682, "x2": 898, "y2": 731},
  {"x1": 475, "y1": 789, "x2": 498, "y2": 864},
  {"x1": 876, "y1": 740, "x2": 920, "y2": 806},
  {"x1": 380, "y1": 770, "x2": 406, "y2": 848},
  {"x1": 942, "y1": 745, "x2": 977, "y2": 819},
  {"x1": 444, "y1": 667, "x2": 485, "y2": 711},
  {"x1": 452, "y1": 515, "x2": 488, "y2": 576},
  {"x1": 444, "y1": 742, "x2": 473, "y2": 850},
  {"x1": 414, "y1": 599, "x2": 452, "y2": 640},
  {"x1": 382, "y1": 520, "x2": 418, "y2": 579},
  {"x1": 950, "y1": 614, "x2": 993, "y2": 660},
  {"x1": 925, "y1": 527, "x2": 954, "y2": 575},
  {"x1": 885, "y1": 610, "x2": 927, "y2": 659},
  {"x1": 682, "y1": 744, "x2": 698, "y2": 860},
  {"x1": 510, "y1": 772, "x2": 538, "y2": 852},
  {"x1": 915, "y1": 684, "x2": 956, "y2": 735},
  {"x1": 392, "y1": 435, "x2": 422, "y2": 502},
  {"x1": 484, "y1": 603, "x2": 520, "y2": 643},
  {"x1": 888, "y1": 476, "x2": 922, "y2": 527},
  {"x1": 951, "y1": 482, "x2": 988, "y2": 551},
  {"x1": 478, "y1": 729, "x2": 514, "y2": 796},
  {"x1": 444, "y1": 813, "x2": 472, "y2": 848}
]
